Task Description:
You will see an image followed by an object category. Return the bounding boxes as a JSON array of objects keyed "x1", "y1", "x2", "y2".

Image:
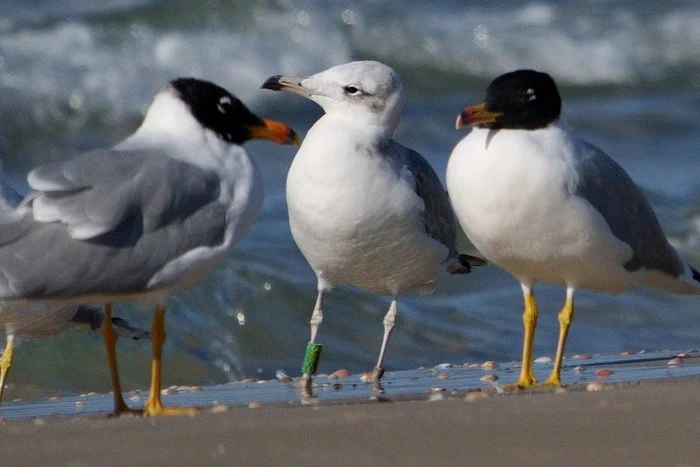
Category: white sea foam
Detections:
[
  {"x1": 2, "y1": 0, "x2": 699, "y2": 122},
  {"x1": 0, "y1": 18, "x2": 350, "y2": 117},
  {"x1": 349, "y1": 2, "x2": 700, "y2": 85}
]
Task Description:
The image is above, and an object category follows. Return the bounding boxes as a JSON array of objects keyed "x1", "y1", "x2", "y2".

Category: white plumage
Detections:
[
  {"x1": 447, "y1": 69, "x2": 699, "y2": 388},
  {"x1": 263, "y1": 61, "x2": 480, "y2": 384},
  {"x1": 286, "y1": 122, "x2": 448, "y2": 295},
  {"x1": 448, "y1": 121, "x2": 699, "y2": 294}
]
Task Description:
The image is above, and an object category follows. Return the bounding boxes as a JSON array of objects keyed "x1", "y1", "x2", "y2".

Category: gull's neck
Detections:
[
  {"x1": 121, "y1": 90, "x2": 205, "y2": 145},
  {"x1": 321, "y1": 112, "x2": 397, "y2": 143},
  {"x1": 116, "y1": 90, "x2": 233, "y2": 168}
]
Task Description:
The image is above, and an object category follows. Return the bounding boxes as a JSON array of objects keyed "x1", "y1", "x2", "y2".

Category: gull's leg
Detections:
[
  {"x1": 301, "y1": 289, "x2": 324, "y2": 386},
  {"x1": 0, "y1": 332, "x2": 15, "y2": 405},
  {"x1": 541, "y1": 287, "x2": 575, "y2": 387},
  {"x1": 143, "y1": 305, "x2": 197, "y2": 416},
  {"x1": 370, "y1": 297, "x2": 398, "y2": 383},
  {"x1": 309, "y1": 289, "x2": 324, "y2": 344},
  {"x1": 504, "y1": 285, "x2": 538, "y2": 390},
  {"x1": 101, "y1": 304, "x2": 138, "y2": 416}
]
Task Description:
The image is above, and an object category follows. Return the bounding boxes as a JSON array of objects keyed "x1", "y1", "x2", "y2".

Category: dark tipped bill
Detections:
[
  {"x1": 455, "y1": 102, "x2": 504, "y2": 129},
  {"x1": 261, "y1": 75, "x2": 311, "y2": 98}
]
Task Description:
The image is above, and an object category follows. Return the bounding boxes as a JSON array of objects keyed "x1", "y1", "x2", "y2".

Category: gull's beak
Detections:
[
  {"x1": 261, "y1": 75, "x2": 313, "y2": 98},
  {"x1": 455, "y1": 102, "x2": 504, "y2": 129},
  {"x1": 248, "y1": 119, "x2": 301, "y2": 146}
]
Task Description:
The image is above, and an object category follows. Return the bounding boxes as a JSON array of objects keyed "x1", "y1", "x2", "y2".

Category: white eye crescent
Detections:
[
  {"x1": 217, "y1": 96, "x2": 232, "y2": 113},
  {"x1": 343, "y1": 85, "x2": 361, "y2": 95},
  {"x1": 526, "y1": 88, "x2": 537, "y2": 101}
]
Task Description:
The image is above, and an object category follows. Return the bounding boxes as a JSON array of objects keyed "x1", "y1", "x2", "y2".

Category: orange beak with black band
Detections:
[
  {"x1": 455, "y1": 102, "x2": 504, "y2": 129},
  {"x1": 249, "y1": 119, "x2": 301, "y2": 146}
]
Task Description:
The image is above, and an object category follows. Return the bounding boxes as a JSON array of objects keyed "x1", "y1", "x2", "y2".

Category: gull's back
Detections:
[
  {"x1": 571, "y1": 138, "x2": 697, "y2": 294},
  {"x1": 0, "y1": 147, "x2": 228, "y2": 301},
  {"x1": 0, "y1": 161, "x2": 89, "y2": 336}
]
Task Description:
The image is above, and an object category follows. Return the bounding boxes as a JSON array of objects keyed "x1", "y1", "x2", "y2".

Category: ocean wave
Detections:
[
  {"x1": 2, "y1": 0, "x2": 699, "y2": 120},
  {"x1": 0, "y1": 17, "x2": 350, "y2": 118},
  {"x1": 348, "y1": 2, "x2": 700, "y2": 86}
]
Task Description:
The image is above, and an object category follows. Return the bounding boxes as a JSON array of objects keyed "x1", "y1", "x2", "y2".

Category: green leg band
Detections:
[{"x1": 302, "y1": 342, "x2": 323, "y2": 375}]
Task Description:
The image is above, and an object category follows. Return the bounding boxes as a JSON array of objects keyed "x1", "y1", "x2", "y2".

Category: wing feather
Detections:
[
  {"x1": 573, "y1": 140, "x2": 684, "y2": 277},
  {"x1": 28, "y1": 149, "x2": 220, "y2": 239},
  {"x1": 395, "y1": 142, "x2": 457, "y2": 260},
  {"x1": 0, "y1": 148, "x2": 227, "y2": 299}
]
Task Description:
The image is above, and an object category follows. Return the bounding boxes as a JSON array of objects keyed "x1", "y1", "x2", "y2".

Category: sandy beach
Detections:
[{"x1": 1, "y1": 373, "x2": 698, "y2": 466}]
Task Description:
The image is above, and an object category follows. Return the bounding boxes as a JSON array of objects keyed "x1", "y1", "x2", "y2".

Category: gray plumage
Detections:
[
  {"x1": 399, "y1": 142, "x2": 457, "y2": 261},
  {"x1": 0, "y1": 149, "x2": 228, "y2": 299},
  {"x1": 28, "y1": 149, "x2": 222, "y2": 238},
  {"x1": 573, "y1": 140, "x2": 685, "y2": 277},
  {"x1": 0, "y1": 159, "x2": 150, "y2": 341}
]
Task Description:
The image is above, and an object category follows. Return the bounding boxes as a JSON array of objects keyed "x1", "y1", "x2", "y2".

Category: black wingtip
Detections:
[
  {"x1": 69, "y1": 306, "x2": 102, "y2": 330},
  {"x1": 691, "y1": 265, "x2": 700, "y2": 283},
  {"x1": 261, "y1": 75, "x2": 283, "y2": 91},
  {"x1": 448, "y1": 253, "x2": 488, "y2": 275},
  {"x1": 111, "y1": 317, "x2": 150, "y2": 340}
]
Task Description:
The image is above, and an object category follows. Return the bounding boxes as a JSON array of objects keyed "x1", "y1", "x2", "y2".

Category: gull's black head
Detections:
[
  {"x1": 456, "y1": 70, "x2": 561, "y2": 131},
  {"x1": 170, "y1": 77, "x2": 299, "y2": 146}
]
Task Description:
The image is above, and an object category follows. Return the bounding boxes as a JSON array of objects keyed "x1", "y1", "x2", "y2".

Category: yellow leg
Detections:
[
  {"x1": 143, "y1": 305, "x2": 197, "y2": 417},
  {"x1": 542, "y1": 289, "x2": 575, "y2": 387},
  {"x1": 0, "y1": 334, "x2": 14, "y2": 405},
  {"x1": 518, "y1": 289, "x2": 539, "y2": 387},
  {"x1": 102, "y1": 304, "x2": 139, "y2": 417},
  {"x1": 504, "y1": 288, "x2": 538, "y2": 390}
]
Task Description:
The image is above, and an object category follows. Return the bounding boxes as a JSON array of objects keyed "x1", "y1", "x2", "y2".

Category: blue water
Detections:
[{"x1": 0, "y1": 0, "x2": 698, "y2": 399}]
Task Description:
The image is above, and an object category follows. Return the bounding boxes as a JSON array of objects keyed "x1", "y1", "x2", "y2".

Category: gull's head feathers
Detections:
[
  {"x1": 262, "y1": 61, "x2": 404, "y2": 134},
  {"x1": 137, "y1": 78, "x2": 299, "y2": 146},
  {"x1": 455, "y1": 69, "x2": 561, "y2": 131}
]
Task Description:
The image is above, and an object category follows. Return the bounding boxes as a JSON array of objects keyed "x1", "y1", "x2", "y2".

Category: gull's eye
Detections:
[
  {"x1": 217, "y1": 95, "x2": 232, "y2": 113},
  {"x1": 343, "y1": 85, "x2": 361, "y2": 95},
  {"x1": 525, "y1": 88, "x2": 537, "y2": 102}
]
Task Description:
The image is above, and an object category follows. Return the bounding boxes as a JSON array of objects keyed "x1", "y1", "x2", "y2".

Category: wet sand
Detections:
[{"x1": 1, "y1": 377, "x2": 699, "y2": 466}]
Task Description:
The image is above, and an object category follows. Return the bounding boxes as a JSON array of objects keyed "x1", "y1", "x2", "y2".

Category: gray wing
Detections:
[
  {"x1": 0, "y1": 149, "x2": 227, "y2": 299},
  {"x1": 573, "y1": 140, "x2": 684, "y2": 277},
  {"x1": 29, "y1": 148, "x2": 222, "y2": 239},
  {"x1": 394, "y1": 142, "x2": 457, "y2": 259}
]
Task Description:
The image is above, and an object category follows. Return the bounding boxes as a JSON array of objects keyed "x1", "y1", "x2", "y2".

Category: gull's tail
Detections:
[
  {"x1": 447, "y1": 253, "x2": 488, "y2": 275},
  {"x1": 638, "y1": 260, "x2": 700, "y2": 295},
  {"x1": 672, "y1": 262, "x2": 700, "y2": 294}
]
